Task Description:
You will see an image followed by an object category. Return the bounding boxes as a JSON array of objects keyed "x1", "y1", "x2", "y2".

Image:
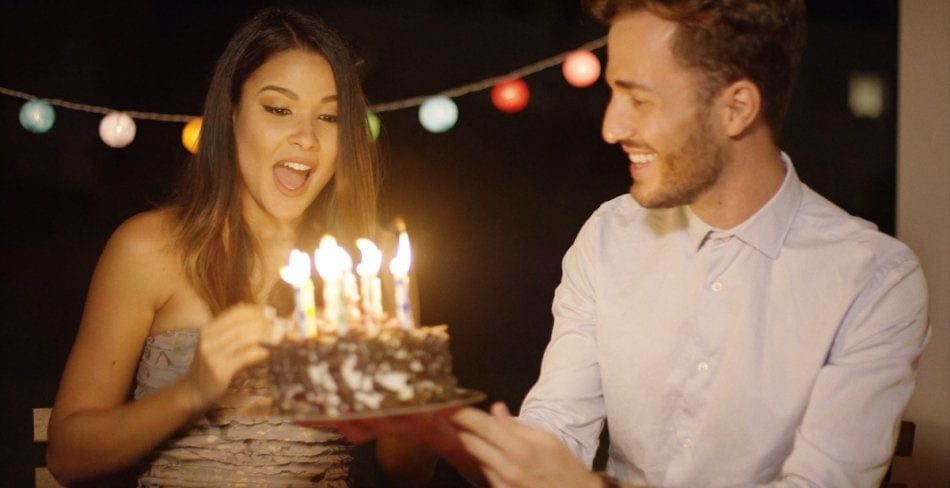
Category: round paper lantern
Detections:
[
  {"x1": 19, "y1": 99, "x2": 56, "y2": 134},
  {"x1": 491, "y1": 79, "x2": 530, "y2": 113},
  {"x1": 367, "y1": 111, "x2": 381, "y2": 140},
  {"x1": 181, "y1": 117, "x2": 202, "y2": 153},
  {"x1": 98, "y1": 111, "x2": 137, "y2": 148},
  {"x1": 418, "y1": 96, "x2": 458, "y2": 133},
  {"x1": 562, "y1": 50, "x2": 601, "y2": 88}
]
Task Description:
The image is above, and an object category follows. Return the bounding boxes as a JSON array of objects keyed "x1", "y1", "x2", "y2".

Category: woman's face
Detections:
[{"x1": 233, "y1": 48, "x2": 339, "y2": 226}]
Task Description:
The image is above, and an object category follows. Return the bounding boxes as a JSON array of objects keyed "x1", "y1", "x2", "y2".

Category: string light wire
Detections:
[
  {"x1": 368, "y1": 36, "x2": 606, "y2": 113},
  {"x1": 0, "y1": 86, "x2": 194, "y2": 122},
  {"x1": 1, "y1": 36, "x2": 606, "y2": 122}
]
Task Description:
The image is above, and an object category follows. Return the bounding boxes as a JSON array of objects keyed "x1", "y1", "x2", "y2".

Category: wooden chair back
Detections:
[{"x1": 33, "y1": 407, "x2": 64, "y2": 488}]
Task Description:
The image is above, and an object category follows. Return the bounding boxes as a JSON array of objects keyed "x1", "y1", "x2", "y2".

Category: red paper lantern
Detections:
[
  {"x1": 491, "y1": 78, "x2": 530, "y2": 113},
  {"x1": 562, "y1": 50, "x2": 601, "y2": 88}
]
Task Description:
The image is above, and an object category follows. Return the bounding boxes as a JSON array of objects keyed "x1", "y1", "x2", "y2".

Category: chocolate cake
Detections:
[{"x1": 267, "y1": 325, "x2": 458, "y2": 417}]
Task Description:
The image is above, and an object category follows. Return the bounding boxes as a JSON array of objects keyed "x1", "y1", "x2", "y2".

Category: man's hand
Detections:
[{"x1": 450, "y1": 402, "x2": 605, "y2": 488}]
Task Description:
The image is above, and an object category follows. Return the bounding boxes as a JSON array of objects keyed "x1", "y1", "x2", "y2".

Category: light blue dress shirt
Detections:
[{"x1": 519, "y1": 156, "x2": 930, "y2": 487}]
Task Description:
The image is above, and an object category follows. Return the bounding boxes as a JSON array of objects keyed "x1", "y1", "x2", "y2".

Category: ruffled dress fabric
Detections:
[{"x1": 133, "y1": 329, "x2": 351, "y2": 487}]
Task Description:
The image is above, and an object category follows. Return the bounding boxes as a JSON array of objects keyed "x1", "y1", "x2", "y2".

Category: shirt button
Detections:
[
  {"x1": 697, "y1": 361, "x2": 709, "y2": 372},
  {"x1": 681, "y1": 438, "x2": 693, "y2": 448},
  {"x1": 711, "y1": 281, "x2": 723, "y2": 292}
]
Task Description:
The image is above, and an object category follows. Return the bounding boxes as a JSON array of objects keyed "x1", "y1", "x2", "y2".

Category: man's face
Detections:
[{"x1": 602, "y1": 11, "x2": 725, "y2": 209}]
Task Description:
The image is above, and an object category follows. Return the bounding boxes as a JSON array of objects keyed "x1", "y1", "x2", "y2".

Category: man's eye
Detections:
[{"x1": 264, "y1": 105, "x2": 291, "y2": 116}]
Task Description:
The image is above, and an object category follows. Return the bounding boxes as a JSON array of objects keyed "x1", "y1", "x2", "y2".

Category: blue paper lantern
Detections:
[
  {"x1": 19, "y1": 99, "x2": 55, "y2": 134},
  {"x1": 418, "y1": 96, "x2": 458, "y2": 133}
]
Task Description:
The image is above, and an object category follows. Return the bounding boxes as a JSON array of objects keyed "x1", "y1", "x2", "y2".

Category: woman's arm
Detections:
[{"x1": 46, "y1": 212, "x2": 275, "y2": 484}]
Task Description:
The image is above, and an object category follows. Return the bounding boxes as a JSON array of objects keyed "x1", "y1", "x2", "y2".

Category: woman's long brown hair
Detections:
[{"x1": 169, "y1": 8, "x2": 380, "y2": 314}]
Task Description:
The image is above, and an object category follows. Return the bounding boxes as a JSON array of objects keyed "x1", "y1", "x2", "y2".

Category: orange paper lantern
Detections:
[{"x1": 181, "y1": 117, "x2": 202, "y2": 154}]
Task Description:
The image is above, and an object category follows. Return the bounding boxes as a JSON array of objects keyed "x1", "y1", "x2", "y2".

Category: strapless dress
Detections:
[{"x1": 133, "y1": 329, "x2": 351, "y2": 487}]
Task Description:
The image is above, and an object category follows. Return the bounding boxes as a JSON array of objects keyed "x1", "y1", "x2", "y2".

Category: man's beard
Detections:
[{"x1": 631, "y1": 112, "x2": 724, "y2": 209}]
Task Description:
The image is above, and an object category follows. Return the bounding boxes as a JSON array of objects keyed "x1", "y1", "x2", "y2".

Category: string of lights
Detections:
[{"x1": 3, "y1": 36, "x2": 606, "y2": 148}]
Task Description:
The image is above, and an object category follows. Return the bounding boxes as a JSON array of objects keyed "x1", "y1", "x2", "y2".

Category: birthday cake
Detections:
[
  {"x1": 266, "y1": 231, "x2": 468, "y2": 418},
  {"x1": 267, "y1": 323, "x2": 458, "y2": 417}
]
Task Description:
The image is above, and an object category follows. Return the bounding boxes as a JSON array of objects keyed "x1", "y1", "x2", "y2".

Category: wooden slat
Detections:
[
  {"x1": 33, "y1": 407, "x2": 65, "y2": 488},
  {"x1": 33, "y1": 407, "x2": 51, "y2": 442},
  {"x1": 35, "y1": 467, "x2": 63, "y2": 488}
]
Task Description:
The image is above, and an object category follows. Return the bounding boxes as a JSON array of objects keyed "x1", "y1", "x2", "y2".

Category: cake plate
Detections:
[{"x1": 282, "y1": 388, "x2": 486, "y2": 423}]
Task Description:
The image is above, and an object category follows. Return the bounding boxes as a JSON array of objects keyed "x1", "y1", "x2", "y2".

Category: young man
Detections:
[{"x1": 450, "y1": 1, "x2": 930, "y2": 487}]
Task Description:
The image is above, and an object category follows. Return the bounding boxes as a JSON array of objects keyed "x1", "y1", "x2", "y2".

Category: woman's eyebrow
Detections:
[{"x1": 258, "y1": 85, "x2": 338, "y2": 103}]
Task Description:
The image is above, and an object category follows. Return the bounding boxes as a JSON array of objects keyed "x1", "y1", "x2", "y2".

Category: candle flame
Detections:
[
  {"x1": 314, "y1": 235, "x2": 352, "y2": 279},
  {"x1": 389, "y1": 231, "x2": 411, "y2": 276},
  {"x1": 279, "y1": 249, "x2": 312, "y2": 286},
  {"x1": 356, "y1": 238, "x2": 382, "y2": 276}
]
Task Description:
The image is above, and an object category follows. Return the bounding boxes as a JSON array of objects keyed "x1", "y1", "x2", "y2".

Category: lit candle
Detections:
[
  {"x1": 314, "y1": 235, "x2": 348, "y2": 335},
  {"x1": 356, "y1": 238, "x2": 384, "y2": 326},
  {"x1": 279, "y1": 249, "x2": 318, "y2": 338},
  {"x1": 341, "y1": 256, "x2": 362, "y2": 323},
  {"x1": 389, "y1": 229, "x2": 414, "y2": 330}
]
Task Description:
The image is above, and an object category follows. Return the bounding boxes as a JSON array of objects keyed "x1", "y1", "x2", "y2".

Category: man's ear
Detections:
[{"x1": 720, "y1": 79, "x2": 761, "y2": 137}]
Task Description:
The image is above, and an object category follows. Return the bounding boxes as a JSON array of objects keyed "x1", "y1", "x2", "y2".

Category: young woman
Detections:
[{"x1": 46, "y1": 8, "x2": 386, "y2": 486}]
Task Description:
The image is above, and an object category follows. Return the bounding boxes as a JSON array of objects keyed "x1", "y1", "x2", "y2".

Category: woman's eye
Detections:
[
  {"x1": 264, "y1": 105, "x2": 291, "y2": 116},
  {"x1": 318, "y1": 114, "x2": 338, "y2": 123}
]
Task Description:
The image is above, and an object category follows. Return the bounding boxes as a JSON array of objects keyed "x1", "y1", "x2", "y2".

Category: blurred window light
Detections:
[{"x1": 848, "y1": 72, "x2": 885, "y2": 118}]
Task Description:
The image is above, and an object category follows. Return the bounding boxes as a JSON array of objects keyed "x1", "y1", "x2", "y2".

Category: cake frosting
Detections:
[{"x1": 267, "y1": 324, "x2": 458, "y2": 417}]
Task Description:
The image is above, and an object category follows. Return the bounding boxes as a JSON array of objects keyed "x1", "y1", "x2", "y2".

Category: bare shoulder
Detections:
[
  {"x1": 107, "y1": 208, "x2": 179, "y2": 258},
  {"x1": 91, "y1": 208, "x2": 183, "y2": 309},
  {"x1": 54, "y1": 208, "x2": 184, "y2": 414}
]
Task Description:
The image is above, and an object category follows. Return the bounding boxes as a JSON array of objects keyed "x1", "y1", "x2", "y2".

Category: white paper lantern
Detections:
[
  {"x1": 98, "y1": 112, "x2": 137, "y2": 148},
  {"x1": 418, "y1": 96, "x2": 458, "y2": 133},
  {"x1": 562, "y1": 50, "x2": 601, "y2": 88}
]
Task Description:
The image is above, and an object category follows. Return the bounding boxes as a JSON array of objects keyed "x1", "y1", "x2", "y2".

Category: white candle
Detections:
[
  {"x1": 389, "y1": 230, "x2": 414, "y2": 330},
  {"x1": 342, "y1": 267, "x2": 362, "y2": 322},
  {"x1": 279, "y1": 249, "x2": 318, "y2": 338},
  {"x1": 356, "y1": 238, "x2": 384, "y2": 323},
  {"x1": 314, "y1": 235, "x2": 348, "y2": 335}
]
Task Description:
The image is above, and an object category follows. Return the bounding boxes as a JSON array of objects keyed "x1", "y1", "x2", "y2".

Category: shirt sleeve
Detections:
[
  {"x1": 769, "y1": 248, "x2": 931, "y2": 487},
  {"x1": 518, "y1": 216, "x2": 607, "y2": 467}
]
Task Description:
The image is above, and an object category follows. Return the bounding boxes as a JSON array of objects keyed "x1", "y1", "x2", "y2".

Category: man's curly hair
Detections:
[{"x1": 585, "y1": 0, "x2": 807, "y2": 138}]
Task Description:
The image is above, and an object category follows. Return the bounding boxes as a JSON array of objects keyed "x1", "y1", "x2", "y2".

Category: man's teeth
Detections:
[
  {"x1": 281, "y1": 162, "x2": 310, "y2": 171},
  {"x1": 628, "y1": 153, "x2": 656, "y2": 164}
]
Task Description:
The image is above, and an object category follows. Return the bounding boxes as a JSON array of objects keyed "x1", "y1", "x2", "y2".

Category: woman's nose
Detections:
[{"x1": 288, "y1": 119, "x2": 319, "y2": 150}]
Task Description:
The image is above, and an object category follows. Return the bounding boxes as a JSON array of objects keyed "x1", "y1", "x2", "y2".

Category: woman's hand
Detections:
[
  {"x1": 180, "y1": 303, "x2": 278, "y2": 412},
  {"x1": 451, "y1": 402, "x2": 605, "y2": 488}
]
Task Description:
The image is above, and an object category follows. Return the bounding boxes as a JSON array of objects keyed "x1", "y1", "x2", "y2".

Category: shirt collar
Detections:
[{"x1": 687, "y1": 152, "x2": 803, "y2": 259}]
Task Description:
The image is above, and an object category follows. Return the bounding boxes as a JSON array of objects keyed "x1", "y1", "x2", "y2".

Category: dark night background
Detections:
[{"x1": 1, "y1": 1, "x2": 898, "y2": 485}]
